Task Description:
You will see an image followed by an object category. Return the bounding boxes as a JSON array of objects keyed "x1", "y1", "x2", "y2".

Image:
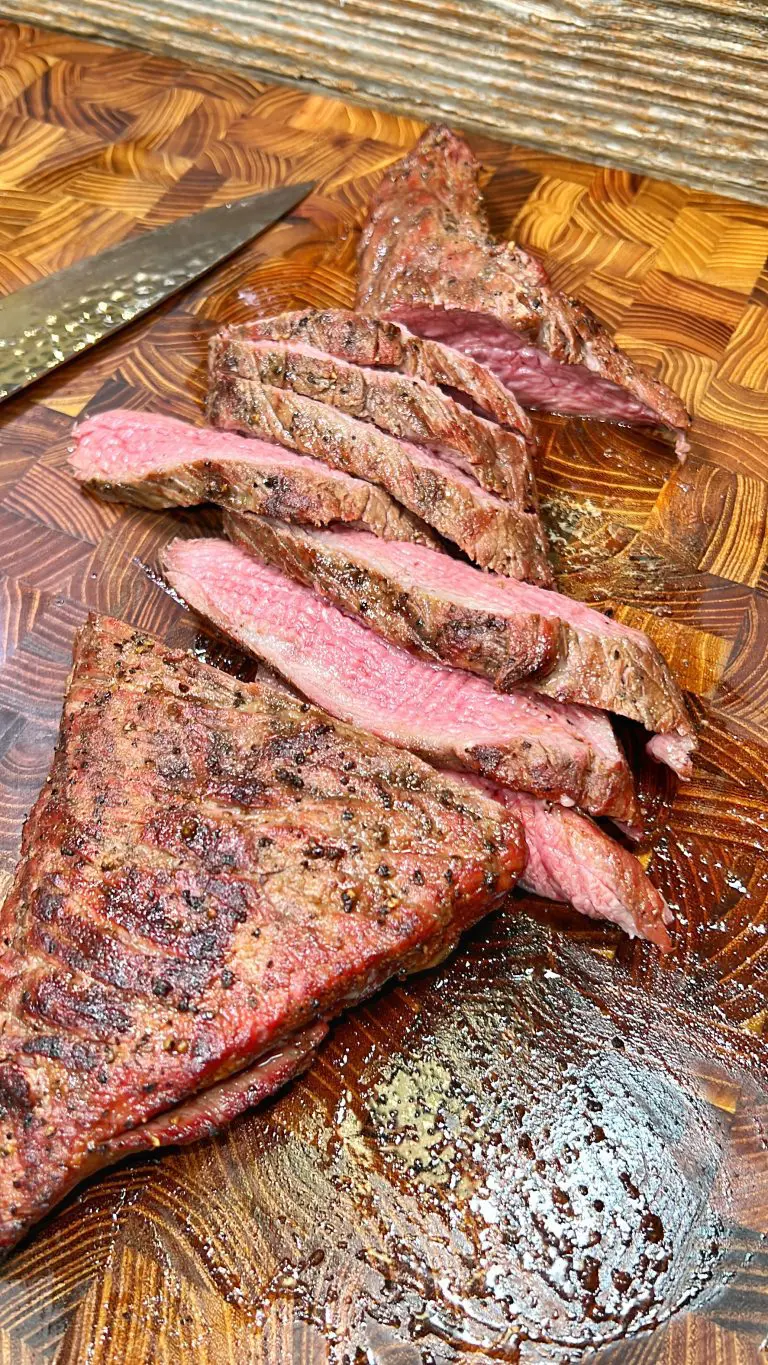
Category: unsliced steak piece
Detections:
[
  {"x1": 208, "y1": 371, "x2": 553, "y2": 585},
  {"x1": 357, "y1": 126, "x2": 691, "y2": 456},
  {"x1": 470, "y1": 782, "x2": 672, "y2": 950},
  {"x1": 209, "y1": 332, "x2": 536, "y2": 502},
  {"x1": 0, "y1": 616, "x2": 523, "y2": 1252},
  {"x1": 69, "y1": 408, "x2": 434, "y2": 543},
  {"x1": 164, "y1": 539, "x2": 670, "y2": 946},
  {"x1": 221, "y1": 306, "x2": 532, "y2": 430},
  {"x1": 164, "y1": 537, "x2": 638, "y2": 823},
  {"x1": 227, "y1": 517, "x2": 695, "y2": 778}
]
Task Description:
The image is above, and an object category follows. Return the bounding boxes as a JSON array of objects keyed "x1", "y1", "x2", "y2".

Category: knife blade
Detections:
[{"x1": 0, "y1": 180, "x2": 315, "y2": 402}]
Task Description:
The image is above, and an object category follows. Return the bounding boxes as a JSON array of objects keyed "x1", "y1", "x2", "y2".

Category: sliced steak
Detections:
[
  {"x1": 207, "y1": 371, "x2": 553, "y2": 585},
  {"x1": 221, "y1": 306, "x2": 532, "y2": 430},
  {"x1": 164, "y1": 540, "x2": 670, "y2": 946},
  {"x1": 164, "y1": 537, "x2": 638, "y2": 823},
  {"x1": 0, "y1": 615, "x2": 523, "y2": 1252},
  {"x1": 69, "y1": 408, "x2": 434, "y2": 543},
  {"x1": 473, "y1": 782, "x2": 672, "y2": 950},
  {"x1": 227, "y1": 517, "x2": 695, "y2": 778},
  {"x1": 209, "y1": 332, "x2": 536, "y2": 502},
  {"x1": 357, "y1": 126, "x2": 691, "y2": 455}
]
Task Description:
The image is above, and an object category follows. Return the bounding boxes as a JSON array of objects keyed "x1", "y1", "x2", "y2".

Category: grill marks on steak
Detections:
[
  {"x1": 0, "y1": 616, "x2": 524, "y2": 1252},
  {"x1": 225, "y1": 517, "x2": 696, "y2": 777},
  {"x1": 221, "y1": 307, "x2": 532, "y2": 432},
  {"x1": 163, "y1": 539, "x2": 670, "y2": 947},
  {"x1": 357, "y1": 126, "x2": 691, "y2": 454},
  {"x1": 164, "y1": 537, "x2": 638, "y2": 823},
  {"x1": 210, "y1": 332, "x2": 537, "y2": 502},
  {"x1": 69, "y1": 408, "x2": 435, "y2": 543},
  {"x1": 207, "y1": 371, "x2": 553, "y2": 585}
]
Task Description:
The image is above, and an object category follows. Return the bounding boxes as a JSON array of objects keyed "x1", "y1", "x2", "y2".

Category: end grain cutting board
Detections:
[{"x1": 0, "y1": 20, "x2": 767, "y2": 1364}]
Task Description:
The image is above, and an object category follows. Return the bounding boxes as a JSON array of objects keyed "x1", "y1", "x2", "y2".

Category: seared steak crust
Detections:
[
  {"x1": 164, "y1": 537, "x2": 639, "y2": 823},
  {"x1": 219, "y1": 307, "x2": 532, "y2": 432},
  {"x1": 357, "y1": 126, "x2": 690, "y2": 448},
  {"x1": 209, "y1": 334, "x2": 536, "y2": 504},
  {"x1": 227, "y1": 514, "x2": 559, "y2": 682},
  {"x1": 163, "y1": 541, "x2": 670, "y2": 948},
  {"x1": 226, "y1": 516, "x2": 694, "y2": 771},
  {"x1": 70, "y1": 409, "x2": 434, "y2": 544},
  {"x1": 0, "y1": 616, "x2": 524, "y2": 1252},
  {"x1": 208, "y1": 371, "x2": 553, "y2": 585}
]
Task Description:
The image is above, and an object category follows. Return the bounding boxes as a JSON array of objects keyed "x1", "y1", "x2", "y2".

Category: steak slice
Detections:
[
  {"x1": 227, "y1": 516, "x2": 695, "y2": 778},
  {"x1": 357, "y1": 126, "x2": 691, "y2": 456},
  {"x1": 164, "y1": 539, "x2": 670, "y2": 946},
  {"x1": 208, "y1": 370, "x2": 554, "y2": 585},
  {"x1": 0, "y1": 616, "x2": 523, "y2": 1252},
  {"x1": 220, "y1": 306, "x2": 532, "y2": 430},
  {"x1": 471, "y1": 783, "x2": 672, "y2": 950},
  {"x1": 209, "y1": 332, "x2": 537, "y2": 503},
  {"x1": 69, "y1": 408, "x2": 434, "y2": 543},
  {"x1": 164, "y1": 537, "x2": 638, "y2": 823}
]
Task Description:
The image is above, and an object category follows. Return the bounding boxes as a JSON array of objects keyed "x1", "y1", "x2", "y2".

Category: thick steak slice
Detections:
[
  {"x1": 0, "y1": 616, "x2": 523, "y2": 1252},
  {"x1": 208, "y1": 371, "x2": 553, "y2": 585},
  {"x1": 209, "y1": 333, "x2": 537, "y2": 503},
  {"x1": 164, "y1": 537, "x2": 638, "y2": 823},
  {"x1": 69, "y1": 408, "x2": 434, "y2": 543},
  {"x1": 472, "y1": 783, "x2": 672, "y2": 950},
  {"x1": 357, "y1": 126, "x2": 691, "y2": 455},
  {"x1": 220, "y1": 307, "x2": 531, "y2": 431},
  {"x1": 164, "y1": 540, "x2": 670, "y2": 946},
  {"x1": 227, "y1": 517, "x2": 695, "y2": 778}
]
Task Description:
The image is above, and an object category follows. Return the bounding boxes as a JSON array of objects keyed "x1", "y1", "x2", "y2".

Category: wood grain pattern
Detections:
[
  {"x1": 1, "y1": 21, "x2": 768, "y2": 1363},
  {"x1": 1, "y1": 5, "x2": 768, "y2": 205}
]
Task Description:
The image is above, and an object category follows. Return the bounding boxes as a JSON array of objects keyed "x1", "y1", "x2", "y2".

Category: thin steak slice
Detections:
[
  {"x1": 227, "y1": 516, "x2": 695, "y2": 778},
  {"x1": 0, "y1": 616, "x2": 523, "y2": 1252},
  {"x1": 69, "y1": 408, "x2": 434, "y2": 543},
  {"x1": 220, "y1": 306, "x2": 531, "y2": 430},
  {"x1": 208, "y1": 370, "x2": 553, "y2": 585},
  {"x1": 164, "y1": 539, "x2": 669, "y2": 946},
  {"x1": 209, "y1": 332, "x2": 536, "y2": 502},
  {"x1": 469, "y1": 782, "x2": 672, "y2": 950},
  {"x1": 357, "y1": 126, "x2": 691, "y2": 456},
  {"x1": 164, "y1": 537, "x2": 638, "y2": 823}
]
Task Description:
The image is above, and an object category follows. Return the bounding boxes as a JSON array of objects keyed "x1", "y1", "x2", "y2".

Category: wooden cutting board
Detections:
[{"x1": 1, "y1": 20, "x2": 767, "y2": 1365}]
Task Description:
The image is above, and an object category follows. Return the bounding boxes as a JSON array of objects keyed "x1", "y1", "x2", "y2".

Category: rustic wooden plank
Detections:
[
  {"x1": 2, "y1": 5, "x2": 768, "y2": 203},
  {"x1": 0, "y1": 21, "x2": 767, "y2": 1363}
]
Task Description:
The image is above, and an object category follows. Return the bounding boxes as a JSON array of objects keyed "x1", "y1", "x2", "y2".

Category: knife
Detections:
[{"x1": 0, "y1": 180, "x2": 315, "y2": 402}]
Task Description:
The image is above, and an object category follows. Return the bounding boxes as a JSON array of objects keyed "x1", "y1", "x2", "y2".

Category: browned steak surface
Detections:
[
  {"x1": 164, "y1": 536, "x2": 638, "y2": 824},
  {"x1": 162, "y1": 540, "x2": 670, "y2": 950},
  {"x1": 210, "y1": 331, "x2": 537, "y2": 502},
  {"x1": 222, "y1": 308, "x2": 532, "y2": 432},
  {"x1": 0, "y1": 616, "x2": 524, "y2": 1252},
  {"x1": 226, "y1": 517, "x2": 695, "y2": 778},
  {"x1": 357, "y1": 127, "x2": 690, "y2": 452},
  {"x1": 70, "y1": 409, "x2": 435, "y2": 543},
  {"x1": 207, "y1": 370, "x2": 553, "y2": 585}
]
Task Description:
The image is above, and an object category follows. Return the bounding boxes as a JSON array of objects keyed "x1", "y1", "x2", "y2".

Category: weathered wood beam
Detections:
[{"x1": 3, "y1": 1, "x2": 768, "y2": 204}]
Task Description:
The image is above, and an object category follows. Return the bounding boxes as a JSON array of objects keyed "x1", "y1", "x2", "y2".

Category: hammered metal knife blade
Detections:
[{"x1": 0, "y1": 180, "x2": 315, "y2": 402}]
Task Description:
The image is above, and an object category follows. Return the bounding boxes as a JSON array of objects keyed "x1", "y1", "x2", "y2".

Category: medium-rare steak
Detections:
[
  {"x1": 209, "y1": 332, "x2": 537, "y2": 503},
  {"x1": 163, "y1": 539, "x2": 670, "y2": 946},
  {"x1": 0, "y1": 616, "x2": 523, "y2": 1252},
  {"x1": 219, "y1": 307, "x2": 532, "y2": 431},
  {"x1": 164, "y1": 537, "x2": 638, "y2": 823},
  {"x1": 207, "y1": 371, "x2": 554, "y2": 585},
  {"x1": 227, "y1": 517, "x2": 695, "y2": 778},
  {"x1": 69, "y1": 408, "x2": 435, "y2": 543},
  {"x1": 357, "y1": 126, "x2": 691, "y2": 456},
  {"x1": 471, "y1": 782, "x2": 671, "y2": 950}
]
